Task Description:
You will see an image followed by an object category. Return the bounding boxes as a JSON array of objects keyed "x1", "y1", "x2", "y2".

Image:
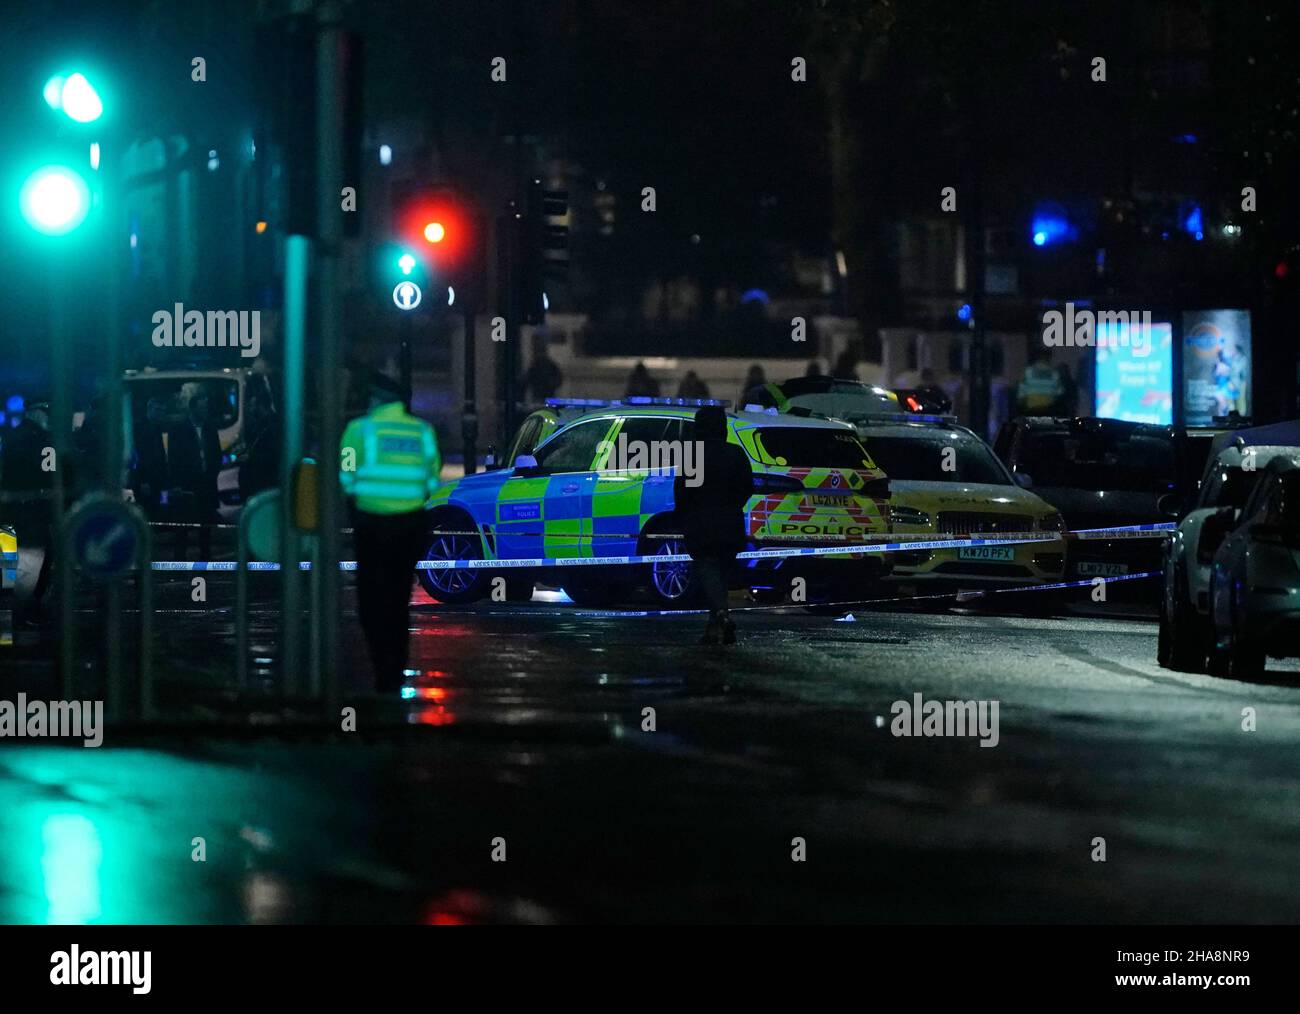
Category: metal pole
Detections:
[
  {"x1": 138, "y1": 521, "x2": 153, "y2": 720},
  {"x1": 50, "y1": 264, "x2": 75, "y2": 698},
  {"x1": 462, "y1": 310, "x2": 477, "y2": 474},
  {"x1": 236, "y1": 505, "x2": 250, "y2": 688},
  {"x1": 280, "y1": 237, "x2": 308, "y2": 697},
  {"x1": 401, "y1": 311, "x2": 413, "y2": 403},
  {"x1": 315, "y1": 2, "x2": 347, "y2": 714},
  {"x1": 101, "y1": 137, "x2": 126, "y2": 711}
]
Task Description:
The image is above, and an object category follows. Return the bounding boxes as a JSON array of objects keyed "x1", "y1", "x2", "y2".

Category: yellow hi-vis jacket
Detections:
[{"x1": 339, "y1": 402, "x2": 441, "y2": 515}]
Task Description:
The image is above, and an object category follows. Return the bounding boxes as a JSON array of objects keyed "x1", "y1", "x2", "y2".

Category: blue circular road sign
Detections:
[{"x1": 68, "y1": 495, "x2": 145, "y2": 582}]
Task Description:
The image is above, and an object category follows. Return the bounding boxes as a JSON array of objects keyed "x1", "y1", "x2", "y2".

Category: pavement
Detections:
[{"x1": 2, "y1": 568, "x2": 1299, "y2": 923}]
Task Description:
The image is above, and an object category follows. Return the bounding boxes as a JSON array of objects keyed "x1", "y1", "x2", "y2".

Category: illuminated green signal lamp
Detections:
[
  {"x1": 43, "y1": 72, "x2": 104, "y2": 123},
  {"x1": 19, "y1": 165, "x2": 92, "y2": 235},
  {"x1": 397, "y1": 251, "x2": 417, "y2": 276}
]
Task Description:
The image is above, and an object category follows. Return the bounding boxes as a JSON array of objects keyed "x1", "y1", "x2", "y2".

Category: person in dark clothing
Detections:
[
  {"x1": 673, "y1": 405, "x2": 753, "y2": 645},
  {"x1": 739, "y1": 364, "x2": 766, "y2": 406},
  {"x1": 625, "y1": 361, "x2": 661, "y2": 399},
  {"x1": 238, "y1": 380, "x2": 280, "y2": 502},
  {"x1": 521, "y1": 336, "x2": 564, "y2": 404},
  {"x1": 676, "y1": 370, "x2": 710, "y2": 400},
  {"x1": 167, "y1": 386, "x2": 223, "y2": 558},
  {"x1": 131, "y1": 396, "x2": 170, "y2": 516}
]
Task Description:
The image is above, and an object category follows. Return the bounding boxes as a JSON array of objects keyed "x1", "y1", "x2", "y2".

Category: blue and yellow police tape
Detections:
[{"x1": 146, "y1": 523, "x2": 1176, "y2": 571}]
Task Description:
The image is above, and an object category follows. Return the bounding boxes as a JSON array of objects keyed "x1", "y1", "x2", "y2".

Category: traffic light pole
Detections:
[
  {"x1": 462, "y1": 310, "x2": 477, "y2": 474},
  {"x1": 315, "y1": 0, "x2": 346, "y2": 714},
  {"x1": 499, "y1": 210, "x2": 521, "y2": 441},
  {"x1": 400, "y1": 311, "x2": 413, "y2": 404}
]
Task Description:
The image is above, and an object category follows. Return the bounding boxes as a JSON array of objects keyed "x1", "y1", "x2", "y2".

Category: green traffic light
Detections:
[
  {"x1": 19, "y1": 165, "x2": 91, "y2": 235},
  {"x1": 43, "y1": 71, "x2": 104, "y2": 123},
  {"x1": 398, "y1": 252, "x2": 416, "y2": 275}
]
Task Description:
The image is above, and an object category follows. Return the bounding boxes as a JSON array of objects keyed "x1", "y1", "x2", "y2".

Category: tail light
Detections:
[{"x1": 751, "y1": 472, "x2": 804, "y2": 495}]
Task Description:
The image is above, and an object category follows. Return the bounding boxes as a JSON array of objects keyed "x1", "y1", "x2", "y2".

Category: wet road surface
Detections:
[{"x1": 2, "y1": 578, "x2": 1299, "y2": 923}]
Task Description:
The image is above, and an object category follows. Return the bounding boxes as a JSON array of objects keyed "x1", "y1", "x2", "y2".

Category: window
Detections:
[
  {"x1": 751, "y1": 427, "x2": 873, "y2": 469},
  {"x1": 614, "y1": 416, "x2": 677, "y2": 446},
  {"x1": 533, "y1": 418, "x2": 613, "y2": 472},
  {"x1": 508, "y1": 416, "x2": 543, "y2": 463},
  {"x1": 863, "y1": 434, "x2": 1010, "y2": 485},
  {"x1": 1200, "y1": 466, "x2": 1259, "y2": 511},
  {"x1": 1013, "y1": 430, "x2": 1176, "y2": 492}
]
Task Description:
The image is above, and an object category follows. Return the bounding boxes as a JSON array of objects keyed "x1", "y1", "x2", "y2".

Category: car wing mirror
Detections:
[
  {"x1": 512, "y1": 454, "x2": 539, "y2": 473},
  {"x1": 1156, "y1": 492, "x2": 1183, "y2": 518},
  {"x1": 1013, "y1": 471, "x2": 1034, "y2": 488}
]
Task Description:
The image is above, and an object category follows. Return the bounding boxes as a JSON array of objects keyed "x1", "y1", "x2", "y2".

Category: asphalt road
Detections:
[{"x1": 2, "y1": 581, "x2": 1299, "y2": 924}]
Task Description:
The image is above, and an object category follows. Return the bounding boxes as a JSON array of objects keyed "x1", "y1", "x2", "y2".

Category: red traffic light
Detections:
[{"x1": 395, "y1": 190, "x2": 471, "y2": 265}]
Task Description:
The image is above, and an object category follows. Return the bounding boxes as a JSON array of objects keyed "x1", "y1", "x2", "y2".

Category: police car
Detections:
[
  {"x1": 420, "y1": 399, "x2": 893, "y2": 606},
  {"x1": 851, "y1": 416, "x2": 1068, "y2": 589}
]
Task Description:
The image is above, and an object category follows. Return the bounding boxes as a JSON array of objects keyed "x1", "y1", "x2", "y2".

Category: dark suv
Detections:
[{"x1": 994, "y1": 417, "x2": 1203, "y2": 592}]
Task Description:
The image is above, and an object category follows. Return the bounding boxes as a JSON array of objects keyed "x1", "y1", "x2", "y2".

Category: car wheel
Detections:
[
  {"x1": 417, "y1": 522, "x2": 488, "y2": 604},
  {"x1": 1227, "y1": 638, "x2": 1265, "y2": 680},
  {"x1": 1160, "y1": 562, "x2": 1205, "y2": 672},
  {"x1": 638, "y1": 529, "x2": 699, "y2": 607}
]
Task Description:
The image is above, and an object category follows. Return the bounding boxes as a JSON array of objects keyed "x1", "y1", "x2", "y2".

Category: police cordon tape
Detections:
[
  {"x1": 145, "y1": 522, "x2": 1176, "y2": 572},
  {"x1": 551, "y1": 570, "x2": 1163, "y2": 618}
]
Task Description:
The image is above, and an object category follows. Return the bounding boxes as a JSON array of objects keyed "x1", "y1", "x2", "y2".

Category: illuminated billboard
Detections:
[
  {"x1": 1182, "y1": 309, "x2": 1251, "y2": 428},
  {"x1": 1094, "y1": 317, "x2": 1173, "y2": 425}
]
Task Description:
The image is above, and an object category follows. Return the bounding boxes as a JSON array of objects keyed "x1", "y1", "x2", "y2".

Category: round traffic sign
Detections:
[
  {"x1": 392, "y1": 280, "x2": 423, "y2": 311},
  {"x1": 67, "y1": 494, "x2": 146, "y2": 582}
]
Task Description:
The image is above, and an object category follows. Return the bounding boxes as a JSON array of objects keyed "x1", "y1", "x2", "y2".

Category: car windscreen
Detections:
[
  {"x1": 1014, "y1": 430, "x2": 1176, "y2": 492},
  {"x1": 786, "y1": 389, "x2": 896, "y2": 419},
  {"x1": 1202, "y1": 466, "x2": 1260, "y2": 510},
  {"x1": 863, "y1": 434, "x2": 1009, "y2": 485},
  {"x1": 751, "y1": 427, "x2": 873, "y2": 469},
  {"x1": 127, "y1": 378, "x2": 239, "y2": 430}
]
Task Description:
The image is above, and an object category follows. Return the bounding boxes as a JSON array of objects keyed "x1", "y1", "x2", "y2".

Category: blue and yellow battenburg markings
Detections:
[{"x1": 427, "y1": 408, "x2": 891, "y2": 563}]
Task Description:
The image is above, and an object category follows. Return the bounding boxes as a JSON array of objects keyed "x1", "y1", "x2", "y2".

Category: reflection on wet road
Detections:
[{"x1": 3, "y1": 583, "x2": 1300, "y2": 923}]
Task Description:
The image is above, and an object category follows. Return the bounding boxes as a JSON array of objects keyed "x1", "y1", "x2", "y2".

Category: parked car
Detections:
[
  {"x1": 1159, "y1": 444, "x2": 1298, "y2": 671},
  {"x1": 854, "y1": 416, "x2": 1067, "y2": 590},
  {"x1": 1206, "y1": 455, "x2": 1300, "y2": 678},
  {"x1": 994, "y1": 417, "x2": 1202, "y2": 589},
  {"x1": 423, "y1": 401, "x2": 892, "y2": 606}
]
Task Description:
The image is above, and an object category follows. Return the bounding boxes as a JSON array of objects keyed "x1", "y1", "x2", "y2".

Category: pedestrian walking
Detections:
[
  {"x1": 673, "y1": 404, "x2": 752, "y2": 645},
  {"x1": 339, "y1": 377, "x2": 441, "y2": 692}
]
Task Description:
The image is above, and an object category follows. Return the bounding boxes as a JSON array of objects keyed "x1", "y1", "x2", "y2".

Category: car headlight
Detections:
[
  {"x1": 1038, "y1": 512, "x2": 1067, "y2": 533},
  {"x1": 889, "y1": 505, "x2": 932, "y2": 527}
]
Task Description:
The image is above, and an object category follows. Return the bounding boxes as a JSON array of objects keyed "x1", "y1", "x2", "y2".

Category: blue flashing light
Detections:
[
  {"x1": 957, "y1": 303, "x2": 972, "y2": 321},
  {"x1": 544, "y1": 396, "x2": 730, "y2": 411},
  {"x1": 740, "y1": 288, "x2": 770, "y2": 305},
  {"x1": 1183, "y1": 204, "x2": 1204, "y2": 238},
  {"x1": 1030, "y1": 204, "x2": 1073, "y2": 248},
  {"x1": 6, "y1": 395, "x2": 24, "y2": 414}
]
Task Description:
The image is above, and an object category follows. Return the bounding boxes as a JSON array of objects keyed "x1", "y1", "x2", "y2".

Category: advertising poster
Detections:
[
  {"x1": 1182, "y1": 309, "x2": 1252, "y2": 428},
  {"x1": 1094, "y1": 318, "x2": 1173, "y2": 425}
]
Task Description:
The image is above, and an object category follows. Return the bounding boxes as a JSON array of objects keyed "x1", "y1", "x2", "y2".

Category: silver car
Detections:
[
  {"x1": 1159, "y1": 444, "x2": 1297, "y2": 671},
  {"x1": 1206, "y1": 455, "x2": 1300, "y2": 679}
]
